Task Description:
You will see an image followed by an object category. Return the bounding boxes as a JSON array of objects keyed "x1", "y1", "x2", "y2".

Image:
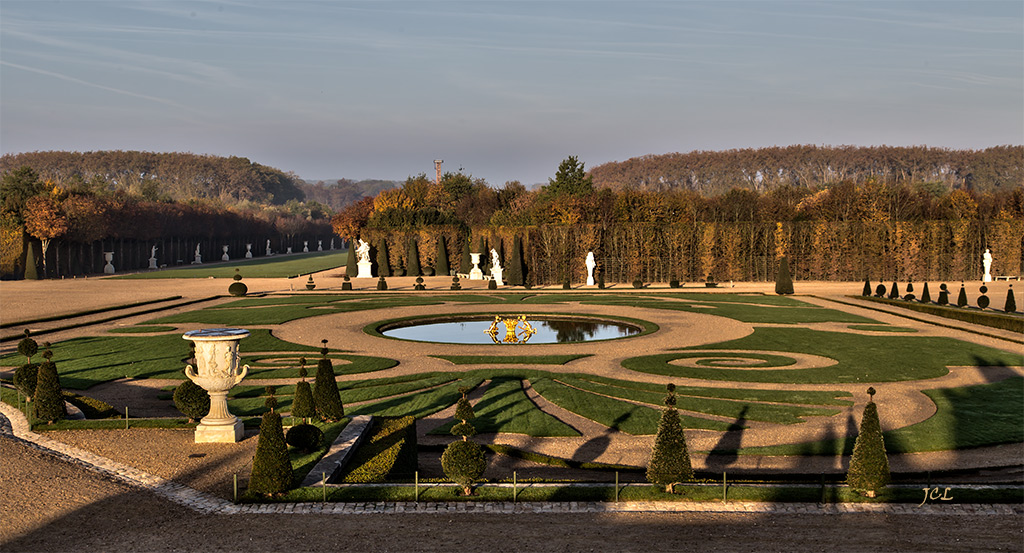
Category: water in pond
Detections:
[{"x1": 381, "y1": 317, "x2": 641, "y2": 344}]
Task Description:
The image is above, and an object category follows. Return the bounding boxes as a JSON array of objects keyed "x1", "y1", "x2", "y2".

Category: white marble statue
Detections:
[
  {"x1": 983, "y1": 248, "x2": 993, "y2": 282},
  {"x1": 266, "y1": 239, "x2": 272, "y2": 256},
  {"x1": 148, "y1": 245, "x2": 158, "y2": 269},
  {"x1": 317, "y1": 240, "x2": 323, "y2": 251},
  {"x1": 330, "y1": 238, "x2": 335, "y2": 250},
  {"x1": 356, "y1": 239, "x2": 371, "y2": 263},
  {"x1": 585, "y1": 251, "x2": 596, "y2": 286},
  {"x1": 193, "y1": 244, "x2": 202, "y2": 264},
  {"x1": 489, "y1": 248, "x2": 504, "y2": 285}
]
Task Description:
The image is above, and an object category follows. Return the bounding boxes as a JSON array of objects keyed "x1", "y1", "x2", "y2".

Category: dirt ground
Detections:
[{"x1": 2, "y1": 437, "x2": 1021, "y2": 553}]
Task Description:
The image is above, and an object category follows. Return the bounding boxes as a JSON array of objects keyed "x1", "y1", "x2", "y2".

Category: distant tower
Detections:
[{"x1": 434, "y1": 160, "x2": 444, "y2": 184}]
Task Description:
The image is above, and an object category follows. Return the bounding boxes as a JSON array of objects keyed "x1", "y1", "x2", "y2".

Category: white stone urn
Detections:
[
  {"x1": 183, "y1": 328, "x2": 250, "y2": 443},
  {"x1": 245, "y1": 243, "x2": 253, "y2": 258},
  {"x1": 469, "y1": 252, "x2": 483, "y2": 280},
  {"x1": 221, "y1": 245, "x2": 230, "y2": 262},
  {"x1": 103, "y1": 252, "x2": 115, "y2": 274},
  {"x1": 303, "y1": 240, "x2": 309, "y2": 253}
]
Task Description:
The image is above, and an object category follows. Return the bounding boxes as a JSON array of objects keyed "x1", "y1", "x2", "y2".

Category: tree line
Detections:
[
  {"x1": 333, "y1": 156, "x2": 1023, "y2": 284},
  {"x1": 589, "y1": 145, "x2": 1023, "y2": 195},
  {"x1": 0, "y1": 165, "x2": 333, "y2": 279}
]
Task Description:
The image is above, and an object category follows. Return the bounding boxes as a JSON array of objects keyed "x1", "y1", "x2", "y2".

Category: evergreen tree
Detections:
[
  {"x1": 459, "y1": 237, "x2": 471, "y2": 274},
  {"x1": 957, "y1": 284, "x2": 968, "y2": 307},
  {"x1": 1005, "y1": 285, "x2": 1017, "y2": 313},
  {"x1": 312, "y1": 340, "x2": 345, "y2": 421},
  {"x1": 646, "y1": 384, "x2": 693, "y2": 492},
  {"x1": 249, "y1": 410, "x2": 294, "y2": 495},
  {"x1": 861, "y1": 279, "x2": 871, "y2": 296},
  {"x1": 33, "y1": 355, "x2": 65, "y2": 424},
  {"x1": 376, "y1": 239, "x2": 391, "y2": 277},
  {"x1": 406, "y1": 238, "x2": 421, "y2": 277},
  {"x1": 920, "y1": 282, "x2": 931, "y2": 303},
  {"x1": 846, "y1": 388, "x2": 890, "y2": 497},
  {"x1": 475, "y1": 236, "x2": 488, "y2": 272},
  {"x1": 507, "y1": 235, "x2": 525, "y2": 286},
  {"x1": 774, "y1": 257, "x2": 794, "y2": 295},
  {"x1": 292, "y1": 381, "x2": 315, "y2": 422},
  {"x1": 345, "y1": 237, "x2": 358, "y2": 276},
  {"x1": 436, "y1": 235, "x2": 450, "y2": 276},
  {"x1": 543, "y1": 155, "x2": 594, "y2": 197}
]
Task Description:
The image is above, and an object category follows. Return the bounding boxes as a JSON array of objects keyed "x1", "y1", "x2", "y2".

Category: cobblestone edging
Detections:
[{"x1": 1, "y1": 403, "x2": 1020, "y2": 517}]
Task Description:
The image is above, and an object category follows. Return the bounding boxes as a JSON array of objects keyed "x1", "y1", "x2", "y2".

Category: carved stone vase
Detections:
[{"x1": 183, "y1": 328, "x2": 250, "y2": 443}]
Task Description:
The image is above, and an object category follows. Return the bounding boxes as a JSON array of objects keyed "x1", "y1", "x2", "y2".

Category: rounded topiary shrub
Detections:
[
  {"x1": 632, "y1": 279, "x2": 643, "y2": 289},
  {"x1": 228, "y1": 281, "x2": 248, "y2": 297},
  {"x1": 285, "y1": 423, "x2": 324, "y2": 453},
  {"x1": 376, "y1": 276, "x2": 388, "y2": 291},
  {"x1": 875, "y1": 284, "x2": 886, "y2": 297},
  {"x1": 14, "y1": 363, "x2": 39, "y2": 400},
  {"x1": 17, "y1": 331, "x2": 38, "y2": 362},
  {"x1": 977, "y1": 285, "x2": 990, "y2": 309},
  {"x1": 441, "y1": 439, "x2": 486, "y2": 495},
  {"x1": 173, "y1": 379, "x2": 210, "y2": 422},
  {"x1": 249, "y1": 411, "x2": 294, "y2": 495}
]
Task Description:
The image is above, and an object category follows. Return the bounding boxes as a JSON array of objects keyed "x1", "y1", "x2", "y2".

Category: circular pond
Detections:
[{"x1": 378, "y1": 315, "x2": 645, "y2": 344}]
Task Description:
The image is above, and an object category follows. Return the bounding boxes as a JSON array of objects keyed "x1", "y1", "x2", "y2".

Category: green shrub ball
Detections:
[
  {"x1": 291, "y1": 380, "x2": 315, "y2": 420},
  {"x1": 14, "y1": 363, "x2": 39, "y2": 399},
  {"x1": 285, "y1": 423, "x2": 324, "y2": 453},
  {"x1": 441, "y1": 439, "x2": 487, "y2": 495},
  {"x1": 173, "y1": 379, "x2": 210, "y2": 422},
  {"x1": 228, "y1": 281, "x2": 248, "y2": 297}
]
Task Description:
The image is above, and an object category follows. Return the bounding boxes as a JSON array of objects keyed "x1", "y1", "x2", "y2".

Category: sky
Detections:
[{"x1": 1, "y1": 1, "x2": 1022, "y2": 187}]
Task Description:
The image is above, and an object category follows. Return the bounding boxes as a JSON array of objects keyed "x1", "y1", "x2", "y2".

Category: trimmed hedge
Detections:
[
  {"x1": 335, "y1": 416, "x2": 417, "y2": 483},
  {"x1": 173, "y1": 379, "x2": 210, "y2": 422},
  {"x1": 249, "y1": 411, "x2": 294, "y2": 495}
]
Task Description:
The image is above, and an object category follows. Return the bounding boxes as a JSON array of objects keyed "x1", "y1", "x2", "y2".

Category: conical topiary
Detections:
[
  {"x1": 507, "y1": 235, "x2": 525, "y2": 286},
  {"x1": 14, "y1": 362, "x2": 38, "y2": 400},
  {"x1": 459, "y1": 237, "x2": 471, "y2": 274},
  {"x1": 1005, "y1": 285, "x2": 1017, "y2": 313},
  {"x1": 436, "y1": 235, "x2": 450, "y2": 276},
  {"x1": 451, "y1": 387, "x2": 476, "y2": 441},
  {"x1": 957, "y1": 284, "x2": 968, "y2": 307},
  {"x1": 406, "y1": 238, "x2": 421, "y2": 277},
  {"x1": 937, "y1": 283, "x2": 949, "y2": 305},
  {"x1": 774, "y1": 257, "x2": 794, "y2": 295},
  {"x1": 846, "y1": 388, "x2": 890, "y2": 497},
  {"x1": 345, "y1": 237, "x2": 358, "y2": 276},
  {"x1": 33, "y1": 357, "x2": 66, "y2": 424},
  {"x1": 292, "y1": 380, "x2": 315, "y2": 421},
  {"x1": 173, "y1": 379, "x2": 210, "y2": 422},
  {"x1": 376, "y1": 239, "x2": 391, "y2": 277},
  {"x1": 376, "y1": 276, "x2": 388, "y2": 290},
  {"x1": 24, "y1": 243, "x2": 39, "y2": 280},
  {"x1": 312, "y1": 341, "x2": 344, "y2": 422},
  {"x1": 920, "y1": 282, "x2": 931, "y2": 303},
  {"x1": 862, "y1": 279, "x2": 871, "y2": 296},
  {"x1": 249, "y1": 411, "x2": 293, "y2": 495},
  {"x1": 646, "y1": 384, "x2": 694, "y2": 493},
  {"x1": 888, "y1": 282, "x2": 900, "y2": 299}
]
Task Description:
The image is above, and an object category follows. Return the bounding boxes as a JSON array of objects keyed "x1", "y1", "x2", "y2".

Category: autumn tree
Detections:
[{"x1": 23, "y1": 195, "x2": 68, "y2": 278}]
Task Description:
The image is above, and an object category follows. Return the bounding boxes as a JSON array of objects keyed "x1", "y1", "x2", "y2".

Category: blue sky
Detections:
[{"x1": 2, "y1": 1, "x2": 1021, "y2": 186}]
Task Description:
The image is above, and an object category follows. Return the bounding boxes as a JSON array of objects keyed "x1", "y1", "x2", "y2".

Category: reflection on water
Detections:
[{"x1": 382, "y1": 317, "x2": 640, "y2": 344}]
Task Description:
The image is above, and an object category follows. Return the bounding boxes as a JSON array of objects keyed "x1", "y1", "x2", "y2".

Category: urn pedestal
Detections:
[
  {"x1": 103, "y1": 252, "x2": 115, "y2": 274},
  {"x1": 183, "y1": 328, "x2": 250, "y2": 443}
]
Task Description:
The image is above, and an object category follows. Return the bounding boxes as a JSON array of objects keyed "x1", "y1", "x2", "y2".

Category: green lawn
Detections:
[
  {"x1": 623, "y1": 327, "x2": 1023, "y2": 384},
  {"x1": 430, "y1": 377, "x2": 580, "y2": 437},
  {"x1": 114, "y1": 250, "x2": 349, "y2": 279}
]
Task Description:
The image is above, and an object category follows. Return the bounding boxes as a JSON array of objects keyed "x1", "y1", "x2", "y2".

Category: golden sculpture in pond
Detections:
[{"x1": 484, "y1": 315, "x2": 537, "y2": 344}]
